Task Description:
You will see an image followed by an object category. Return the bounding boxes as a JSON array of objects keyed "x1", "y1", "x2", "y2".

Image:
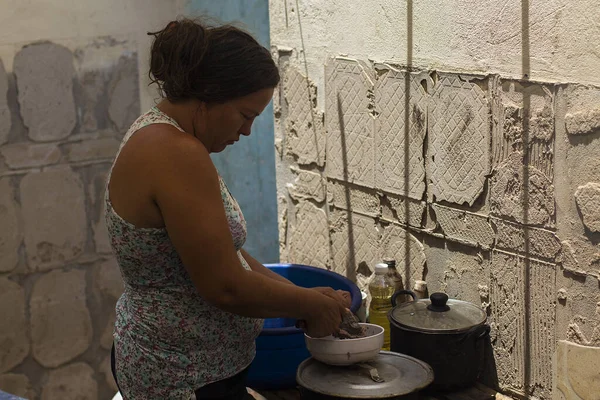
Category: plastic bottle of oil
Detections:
[{"x1": 368, "y1": 263, "x2": 396, "y2": 351}]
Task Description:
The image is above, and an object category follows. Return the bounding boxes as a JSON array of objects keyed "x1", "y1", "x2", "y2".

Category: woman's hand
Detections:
[
  {"x1": 311, "y1": 287, "x2": 352, "y2": 309},
  {"x1": 302, "y1": 295, "x2": 346, "y2": 338}
]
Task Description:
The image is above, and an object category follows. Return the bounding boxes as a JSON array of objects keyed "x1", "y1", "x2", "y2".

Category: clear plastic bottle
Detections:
[
  {"x1": 368, "y1": 263, "x2": 396, "y2": 351},
  {"x1": 384, "y1": 259, "x2": 405, "y2": 292}
]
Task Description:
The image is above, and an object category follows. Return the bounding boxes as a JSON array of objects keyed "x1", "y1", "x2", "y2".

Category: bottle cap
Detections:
[
  {"x1": 374, "y1": 263, "x2": 389, "y2": 275},
  {"x1": 384, "y1": 259, "x2": 397, "y2": 268}
]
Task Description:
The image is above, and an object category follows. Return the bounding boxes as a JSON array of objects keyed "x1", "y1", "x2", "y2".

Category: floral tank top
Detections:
[{"x1": 105, "y1": 107, "x2": 263, "y2": 399}]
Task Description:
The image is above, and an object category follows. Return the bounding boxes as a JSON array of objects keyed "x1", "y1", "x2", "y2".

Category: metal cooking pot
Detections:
[{"x1": 387, "y1": 290, "x2": 490, "y2": 391}]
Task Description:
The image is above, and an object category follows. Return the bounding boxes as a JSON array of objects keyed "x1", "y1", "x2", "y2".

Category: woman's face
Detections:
[{"x1": 200, "y1": 87, "x2": 275, "y2": 153}]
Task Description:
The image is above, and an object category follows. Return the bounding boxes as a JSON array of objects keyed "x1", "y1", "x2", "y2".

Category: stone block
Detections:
[
  {"x1": 0, "y1": 59, "x2": 10, "y2": 146},
  {"x1": 0, "y1": 373, "x2": 33, "y2": 399},
  {"x1": 379, "y1": 224, "x2": 426, "y2": 289},
  {"x1": 0, "y1": 142, "x2": 61, "y2": 169},
  {"x1": 374, "y1": 67, "x2": 427, "y2": 199},
  {"x1": 61, "y1": 138, "x2": 120, "y2": 163},
  {"x1": 107, "y1": 54, "x2": 140, "y2": 133},
  {"x1": 100, "y1": 310, "x2": 116, "y2": 350},
  {"x1": 0, "y1": 178, "x2": 21, "y2": 273},
  {"x1": 553, "y1": 341, "x2": 600, "y2": 400},
  {"x1": 93, "y1": 258, "x2": 124, "y2": 301},
  {"x1": 87, "y1": 168, "x2": 111, "y2": 254},
  {"x1": 330, "y1": 211, "x2": 380, "y2": 279},
  {"x1": 327, "y1": 179, "x2": 379, "y2": 217},
  {"x1": 41, "y1": 362, "x2": 97, "y2": 400},
  {"x1": 381, "y1": 194, "x2": 425, "y2": 228},
  {"x1": 432, "y1": 204, "x2": 494, "y2": 248},
  {"x1": 427, "y1": 73, "x2": 491, "y2": 206},
  {"x1": 562, "y1": 84, "x2": 600, "y2": 136},
  {"x1": 30, "y1": 270, "x2": 93, "y2": 368},
  {"x1": 490, "y1": 152, "x2": 555, "y2": 227},
  {"x1": 325, "y1": 58, "x2": 375, "y2": 187},
  {"x1": 78, "y1": 70, "x2": 108, "y2": 133},
  {"x1": 14, "y1": 42, "x2": 76, "y2": 142},
  {"x1": 492, "y1": 80, "x2": 555, "y2": 179},
  {"x1": 20, "y1": 166, "x2": 87, "y2": 271},
  {"x1": 0, "y1": 278, "x2": 28, "y2": 373},
  {"x1": 287, "y1": 168, "x2": 326, "y2": 202},
  {"x1": 283, "y1": 66, "x2": 325, "y2": 166},
  {"x1": 490, "y1": 251, "x2": 555, "y2": 399},
  {"x1": 99, "y1": 355, "x2": 119, "y2": 392},
  {"x1": 574, "y1": 182, "x2": 600, "y2": 232},
  {"x1": 287, "y1": 202, "x2": 329, "y2": 268},
  {"x1": 493, "y1": 218, "x2": 561, "y2": 260}
]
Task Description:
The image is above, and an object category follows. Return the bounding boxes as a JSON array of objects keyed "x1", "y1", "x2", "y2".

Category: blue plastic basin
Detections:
[{"x1": 246, "y1": 264, "x2": 361, "y2": 390}]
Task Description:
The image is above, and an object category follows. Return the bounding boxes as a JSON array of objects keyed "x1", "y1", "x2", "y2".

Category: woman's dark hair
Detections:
[{"x1": 148, "y1": 18, "x2": 280, "y2": 103}]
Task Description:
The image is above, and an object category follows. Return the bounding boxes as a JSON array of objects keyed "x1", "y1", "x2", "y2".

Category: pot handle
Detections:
[
  {"x1": 391, "y1": 290, "x2": 417, "y2": 307},
  {"x1": 459, "y1": 324, "x2": 491, "y2": 344}
]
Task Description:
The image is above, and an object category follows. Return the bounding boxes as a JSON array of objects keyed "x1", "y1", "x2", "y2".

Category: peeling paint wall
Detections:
[
  {"x1": 0, "y1": 1, "x2": 180, "y2": 398},
  {"x1": 270, "y1": 1, "x2": 600, "y2": 399}
]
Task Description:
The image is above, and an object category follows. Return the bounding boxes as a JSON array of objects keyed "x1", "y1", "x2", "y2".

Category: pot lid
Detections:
[
  {"x1": 296, "y1": 351, "x2": 434, "y2": 398},
  {"x1": 389, "y1": 292, "x2": 487, "y2": 333}
]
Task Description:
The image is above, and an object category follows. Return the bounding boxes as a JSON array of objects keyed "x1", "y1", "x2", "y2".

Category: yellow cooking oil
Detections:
[{"x1": 368, "y1": 263, "x2": 396, "y2": 351}]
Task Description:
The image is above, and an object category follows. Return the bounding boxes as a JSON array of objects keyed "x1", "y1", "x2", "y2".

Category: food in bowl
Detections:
[{"x1": 304, "y1": 323, "x2": 384, "y2": 366}]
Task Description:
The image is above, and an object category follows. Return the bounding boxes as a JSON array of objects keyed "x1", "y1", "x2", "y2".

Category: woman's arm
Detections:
[
  {"x1": 241, "y1": 249, "x2": 293, "y2": 285},
  {"x1": 146, "y1": 128, "x2": 343, "y2": 335},
  {"x1": 242, "y1": 250, "x2": 352, "y2": 308}
]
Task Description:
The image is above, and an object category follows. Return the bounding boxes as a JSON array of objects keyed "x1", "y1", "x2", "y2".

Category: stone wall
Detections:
[
  {"x1": 0, "y1": 39, "x2": 139, "y2": 399},
  {"x1": 271, "y1": 1, "x2": 600, "y2": 399}
]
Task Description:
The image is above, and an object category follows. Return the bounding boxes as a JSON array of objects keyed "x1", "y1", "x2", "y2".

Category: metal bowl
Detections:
[{"x1": 304, "y1": 324, "x2": 384, "y2": 366}]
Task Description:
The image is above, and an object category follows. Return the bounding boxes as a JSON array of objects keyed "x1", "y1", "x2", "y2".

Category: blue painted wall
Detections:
[{"x1": 185, "y1": 0, "x2": 279, "y2": 263}]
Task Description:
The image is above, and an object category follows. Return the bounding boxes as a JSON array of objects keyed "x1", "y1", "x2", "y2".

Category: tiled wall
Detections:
[{"x1": 273, "y1": 53, "x2": 600, "y2": 399}]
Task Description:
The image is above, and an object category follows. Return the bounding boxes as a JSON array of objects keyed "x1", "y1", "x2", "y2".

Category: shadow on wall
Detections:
[
  {"x1": 0, "y1": 39, "x2": 137, "y2": 399},
  {"x1": 275, "y1": 0, "x2": 600, "y2": 398}
]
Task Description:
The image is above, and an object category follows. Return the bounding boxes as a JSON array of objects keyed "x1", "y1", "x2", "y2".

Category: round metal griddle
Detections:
[{"x1": 296, "y1": 351, "x2": 434, "y2": 399}]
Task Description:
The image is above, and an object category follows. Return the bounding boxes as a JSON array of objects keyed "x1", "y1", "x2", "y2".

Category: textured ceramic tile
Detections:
[
  {"x1": 287, "y1": 168, "x2": 326, "y2": 203},
  {"x1": 492, "y1": 79, "x2": 555, "y2": 179},
  {"x1": 428, "y1": 73, "x2": 491, "y2": 205},
  {"x1": 327, "y1": 179, "x2": 380, "y2": 217},
  {"x1": 330, "y1": 211, "x2": 380, "y2": 278},
  {"x1": 287, "y1": 202, "x2": 329, "y2": 268},
  {"x1": 490, "y1": 152, "x2": 555, "y2": 227},
  {"x1": 432, "y1": 203, "x2": 494, "y2": 248},
  {"x1": 492, "y1": 218, "x2": 561, "y2": 260},
  {"x1": 325, "y1": 58, "x2": 375, "y2": 187},
  {"x1": 381, "y1": 194, "x2": 426, "y2": 228},
  {"x1": 277, "y1": 195, "x2": 288, "y2": 263},
  {"x1": 283, "y1": 66, "x2": 325, "y2": 166},
  {"x1": 379, "y1": 225, "x2": 426, "y2": 289},
  {"x1": 374, "y1": 67, "x2": 426, "y2": 198},
  {"x1": 490, "y1": 251, "x2": 555, "y2": 399}
]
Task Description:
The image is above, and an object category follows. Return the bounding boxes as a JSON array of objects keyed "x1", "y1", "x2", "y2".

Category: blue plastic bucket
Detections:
[{"x1": 246, "y1": 264, "x2": 361, "y2": 389}]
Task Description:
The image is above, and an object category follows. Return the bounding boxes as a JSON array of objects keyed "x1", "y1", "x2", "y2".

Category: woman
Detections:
[{"x1": 105, "y1": 18, "x2": 350, "y2": 400}]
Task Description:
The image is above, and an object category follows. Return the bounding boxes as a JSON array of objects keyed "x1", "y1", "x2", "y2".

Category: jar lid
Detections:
[
  {"x1": 389, "y1": 293, "x2": 487, "y2": 333},
  {"x1": 296, "y1": 351, "x2": 433, "y2": 398}
]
